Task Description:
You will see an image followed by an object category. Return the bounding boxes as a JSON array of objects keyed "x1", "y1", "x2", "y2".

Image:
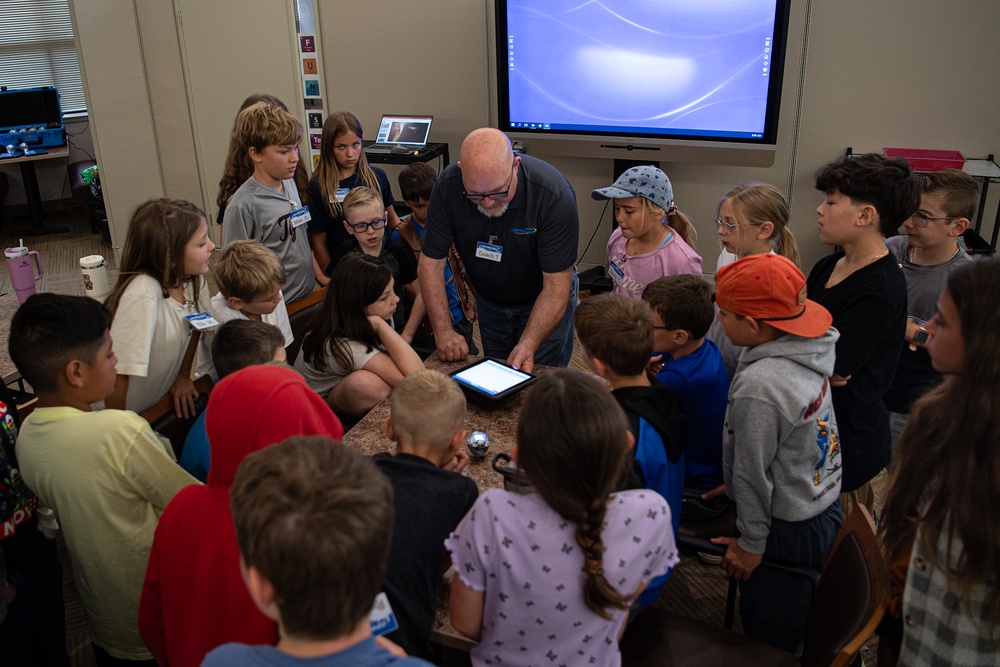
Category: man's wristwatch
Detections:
[{"x1": 913, "y1": 328, "x2": 930, "y2": 346}]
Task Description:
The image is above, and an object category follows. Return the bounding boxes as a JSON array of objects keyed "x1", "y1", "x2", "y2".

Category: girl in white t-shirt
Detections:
[
  {"x1": 105, "y1": 198, "x2": 215, "y2": 417},
  {"x1": 294, "y1": 252, "x2": 422, "y2": 417},
  {"x1": 447, "y1": 370, "x2": 678, "y2": 667}
]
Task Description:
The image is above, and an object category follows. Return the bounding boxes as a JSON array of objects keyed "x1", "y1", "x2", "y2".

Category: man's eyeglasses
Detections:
[
  {"x1": 348, "y1": 216, "x2": 387, "y2": 233},
  {"x1": 911, "y1": 210, "x2": 956, "y2": 227},
  {"x1": 464, "y1": 160, "x2": 516, "y2": 203},
  {"x1": 714, "y1": 218, "x2": 754, "y2": 234}
]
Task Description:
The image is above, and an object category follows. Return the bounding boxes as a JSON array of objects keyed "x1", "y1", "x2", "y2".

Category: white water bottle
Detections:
[{"x1": 80, "y1": 255, "x2": 110, "y2": 301}]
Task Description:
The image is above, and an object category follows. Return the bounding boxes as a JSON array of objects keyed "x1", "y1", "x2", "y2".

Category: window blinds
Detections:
[{"x1": 0, "y1": 0, "x2": 87, "y2": 113}]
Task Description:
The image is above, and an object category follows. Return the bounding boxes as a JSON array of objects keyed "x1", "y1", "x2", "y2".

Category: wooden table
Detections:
[{"x1": 342, "y1": 355, "x2": 554, "y2": 651}]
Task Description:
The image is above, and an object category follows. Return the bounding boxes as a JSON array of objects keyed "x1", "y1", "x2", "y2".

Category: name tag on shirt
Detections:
[
  {"x1": 334, "y1": 187, "x2": 350, "y2": 203},
  {"x1": 368, "y1": 592, "x2": 399, "y2": 636},
  {"x1": 476, "y1": 241, "x2": 503, "y2": 262},
  {"x1": 290, "y1": 205, "x2": 311, "y2": 228},
  {"x1": 184, "y1": 312, "x2": 220, "y2": 331},
  {"x1": 608, "y1": 259, "x2": 626, "y2": 286}
]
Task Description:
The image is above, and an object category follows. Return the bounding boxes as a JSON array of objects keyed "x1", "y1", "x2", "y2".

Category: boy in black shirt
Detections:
[
  {"x1": 373, "y1": 370, "x2": 478, "y2": 660},
  {"x1": 806, "y1": 154, "x2": 917, "y2": 518}
]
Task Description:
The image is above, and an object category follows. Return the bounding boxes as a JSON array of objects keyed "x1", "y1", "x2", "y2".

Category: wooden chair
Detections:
[
  {"x1": 139, "y1": 374, "x2": 214, "y2": 460},
  {"x1": 621, "y1": 505, "x2": 884, "y2": 667},
  {"x1": 285, "y1": 286, "x2": 327, "y2": 366}
]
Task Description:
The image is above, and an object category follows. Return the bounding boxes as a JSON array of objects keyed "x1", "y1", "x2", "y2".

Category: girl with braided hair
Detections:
[{"x1": 447, "y1": 369, "x2": 678, "y2": 666}]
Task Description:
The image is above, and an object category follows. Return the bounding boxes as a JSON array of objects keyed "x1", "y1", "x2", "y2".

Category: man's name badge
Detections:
[
  {"x1": 290, "y1": 206, "x2": 311, "y2": 228},
  {"x1": 184, "y1": 312, "x2": 220, "y2": 331},
  {"x1": 368, "y1": 592, "x2": 399, "y2": 636},
  {"x1": 476, "y1": 241, "x2": 503, "y2": 262}
]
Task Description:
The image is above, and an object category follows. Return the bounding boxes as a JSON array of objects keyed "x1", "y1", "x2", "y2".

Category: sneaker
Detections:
[{"x1": 697, "y1": 551, "x2": 723, "y2": 565}]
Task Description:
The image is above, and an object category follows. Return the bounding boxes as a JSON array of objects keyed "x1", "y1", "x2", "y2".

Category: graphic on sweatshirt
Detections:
[{"x1": 813, "y1": 412, "x2": 840, "y2": 486}]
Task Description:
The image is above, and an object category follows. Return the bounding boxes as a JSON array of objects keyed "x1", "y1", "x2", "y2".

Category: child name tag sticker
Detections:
[
  {"x1": 368, "y1": 592, "x2": 399, "y2": 636},
  {"x1": 290, "y1": 206, "x2": 311, "y2": 228},
  {"x1": 334, "y1": 187, "x2": 351, "y2": 203},
  {"x1": 475, "y1": 241, "x2": 503, "y2": 262},
  {"x1": 184, "y1": 312, "x2": 220, "y2": 331},
  {"x1": 608, "y1": 260, "x2": 626, "y2": 286}
]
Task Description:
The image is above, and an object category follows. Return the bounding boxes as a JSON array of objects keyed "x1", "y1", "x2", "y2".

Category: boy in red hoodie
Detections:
[{"x1": 138, "y1": 365, "x2": 343, "y2": 666}]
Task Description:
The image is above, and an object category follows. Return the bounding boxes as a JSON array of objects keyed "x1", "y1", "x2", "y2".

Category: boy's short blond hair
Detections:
[
  {"x1": 642, "y1": 275, "x2": 715, "y2": 339},
  {"x1": 389, "y1": 370, "x2": 466, "y2": 446},
  {"x1": 235, "y1": 101, "x2": 302, "y2": 152},
  {"x1": 213, "y1": 240, "x2": 286, "y2": 302},
  {"x1": 343, "y1": 186, "x2": 384, "y2": 219},
  {"x1": 574, "y1": 294, "x2": 653, "y2": 377}
]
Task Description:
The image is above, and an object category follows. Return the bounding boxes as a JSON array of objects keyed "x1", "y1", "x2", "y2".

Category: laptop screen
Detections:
[{"x1": 374, "y1": 114, "x2": 433, "y2": 146}]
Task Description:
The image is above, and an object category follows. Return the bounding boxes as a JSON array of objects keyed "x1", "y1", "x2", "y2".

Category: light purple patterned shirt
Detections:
[{"x1": 446, "y1": 488, "x2": 678, "y2": 667}]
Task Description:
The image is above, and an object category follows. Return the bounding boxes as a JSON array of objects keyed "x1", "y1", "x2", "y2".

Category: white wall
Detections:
[{"x1": 68, "y1": 0, "x2": 302, "y2": 253}]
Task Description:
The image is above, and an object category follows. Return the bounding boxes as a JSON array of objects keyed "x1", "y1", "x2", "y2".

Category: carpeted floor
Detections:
[
  {"x1": 1, "y1": 202, "x2": 117, "y2": 380},
  {"x1": 2, "y1": 204, "x2": 882, "y2": 666}
]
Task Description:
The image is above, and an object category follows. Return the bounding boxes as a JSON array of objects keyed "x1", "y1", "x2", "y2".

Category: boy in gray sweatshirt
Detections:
[{"x1": 710, "y1": 253, "x2": 843, "y2": 655}]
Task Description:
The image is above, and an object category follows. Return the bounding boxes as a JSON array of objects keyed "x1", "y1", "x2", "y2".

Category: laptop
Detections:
[{"x1": 366, "y1": 114, "x2": 433, "y2": 153}]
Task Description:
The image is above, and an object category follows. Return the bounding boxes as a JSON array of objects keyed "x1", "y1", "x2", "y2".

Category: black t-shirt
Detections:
[
  {"x1": 806, "y1": 251, "x2": 907, "y2": 491},
  {"x1": 423, "y1": 154, "x2": 578, "y2": 306},
  {"x1": 373, "y1": 453, "x2": 478, "y2": 660}
]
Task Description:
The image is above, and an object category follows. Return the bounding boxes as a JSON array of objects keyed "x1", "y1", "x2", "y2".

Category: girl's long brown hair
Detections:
[
  {"x1": 878, "y1": 258, "x2": 1000, "y2": 634},
  {"x1": 311, "y1": 111, "x2": 383, "y2": 219},
  {"x1": 516, "y1": 370, "x2": 632, "y2": 619},
  {"x1": 105, "y1": 198, "x2": 206, "y2": 316},
  {"x1": 300, "y1": 253, "x2": 388, "y2": 374}
]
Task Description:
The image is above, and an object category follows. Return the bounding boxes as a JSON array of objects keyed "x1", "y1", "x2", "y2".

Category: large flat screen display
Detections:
[{"x1": 495, "y1": 0, "x2": 792, "y2": 164}]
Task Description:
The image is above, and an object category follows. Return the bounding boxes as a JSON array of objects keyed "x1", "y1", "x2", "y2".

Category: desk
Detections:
[
  {"x1": 963, "y1": 157, "x2": 1000, "y2": 252},
  {"x1": 0, "y1": 145, "x2": 70, "y2": 236},
  {"x1": 342, "y1": 355, "x2": 553, "y2": 651},
  {"x1": 363, "y1": 141, "x2": 450, "y2": 170}
]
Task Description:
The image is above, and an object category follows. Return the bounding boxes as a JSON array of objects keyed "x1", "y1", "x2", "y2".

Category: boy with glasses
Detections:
[
  {"x1": 883, "y1": 169, "x2": 975, "y2": 448},
  {"x1": 333, "y1": 187, "x2": 424, "y2": 340}
]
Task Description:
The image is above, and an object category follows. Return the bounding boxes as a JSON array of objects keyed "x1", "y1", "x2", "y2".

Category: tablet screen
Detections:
[{"x1": 452, "y1": 359, "x2": 532, "y2": 396}]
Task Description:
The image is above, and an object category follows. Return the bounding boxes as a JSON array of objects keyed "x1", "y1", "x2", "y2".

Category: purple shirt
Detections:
[
  {"x1": 605, "y1": 227, "x2": 703, "y2": 299},
  {"x1": 446, "y1": 488, "x2": 677, "y2": 667}
]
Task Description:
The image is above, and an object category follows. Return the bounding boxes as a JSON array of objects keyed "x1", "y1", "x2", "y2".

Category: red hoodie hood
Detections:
[{"x1": 205, "y1": 365, "x2": 343, "y2": 488}]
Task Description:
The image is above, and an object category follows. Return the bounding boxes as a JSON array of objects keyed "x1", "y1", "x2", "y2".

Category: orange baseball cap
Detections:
[{"x1": 715, "y1": 254, "x2": 832, "y2": 338}]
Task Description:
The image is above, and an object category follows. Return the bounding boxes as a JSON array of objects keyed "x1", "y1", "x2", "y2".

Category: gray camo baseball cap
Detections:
[{"x1": 591, "y1": 165, "x2": 674, "y2": 212}]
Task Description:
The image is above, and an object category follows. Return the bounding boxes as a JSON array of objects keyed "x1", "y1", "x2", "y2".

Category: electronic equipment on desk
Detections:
[
  {"x1": 0, "y1": 86, "x2": 67, "y2": 157},
  {"x1": 365, "y1": 114, "x2": 433, "y2": 155}
]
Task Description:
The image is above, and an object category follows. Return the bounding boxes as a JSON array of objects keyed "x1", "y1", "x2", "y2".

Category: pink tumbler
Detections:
[{"x1": 5, "y1": 244, "x2": 44, "y2": 304}]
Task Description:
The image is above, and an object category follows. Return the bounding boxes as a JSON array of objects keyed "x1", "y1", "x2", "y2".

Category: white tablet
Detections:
[{"x1": 450, "y1": 358, "x2": 536, "y2": 405}]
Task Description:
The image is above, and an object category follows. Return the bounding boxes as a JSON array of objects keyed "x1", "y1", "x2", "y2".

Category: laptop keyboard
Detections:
[{"x1": 366, "y1": 145, "x2": 413, "y2": 154}]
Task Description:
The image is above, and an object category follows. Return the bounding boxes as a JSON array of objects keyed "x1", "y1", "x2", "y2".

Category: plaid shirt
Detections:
[{"x1": 899, "y1": 521, "x2": 1000, "y2": 666}]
